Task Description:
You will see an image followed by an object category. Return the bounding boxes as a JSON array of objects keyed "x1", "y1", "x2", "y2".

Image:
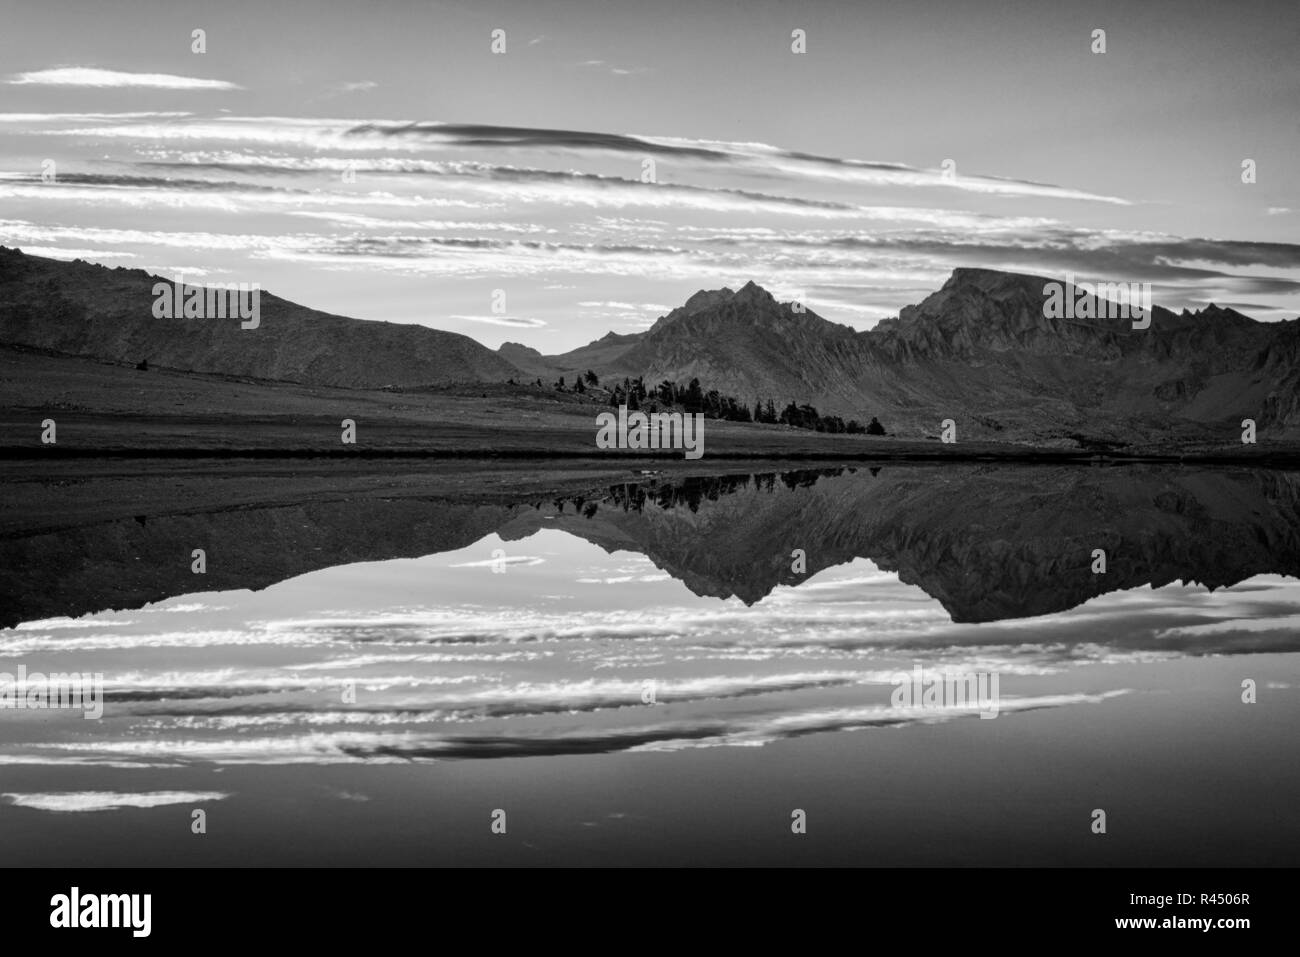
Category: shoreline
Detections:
[{"x1": 5, "y1": 446, "x2": 1300, "y2": 464}]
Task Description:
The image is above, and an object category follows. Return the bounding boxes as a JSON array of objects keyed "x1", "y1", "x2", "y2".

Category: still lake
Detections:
[{"x1": 2, "y1": 464, "x2": 1298, "y2": 865}]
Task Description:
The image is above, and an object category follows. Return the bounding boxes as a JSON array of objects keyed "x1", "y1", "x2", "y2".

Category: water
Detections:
[{"x1": 2, "y1": 464, "x2": 1298, "y2": 865}]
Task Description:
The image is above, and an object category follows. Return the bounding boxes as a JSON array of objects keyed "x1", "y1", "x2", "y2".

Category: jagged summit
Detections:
[
  {"x1": 681, "y1": 287, "x2": 735, "y2": 312},
  {"x1": 649, "y1": 281, "x2": 798, "y2": 335},
  {"x1": 1182, "y1": 303, "x2": 1254, "y2": 323},
  {"x1": 733, "y1": 279, "x2": 778, "y2": 304}
]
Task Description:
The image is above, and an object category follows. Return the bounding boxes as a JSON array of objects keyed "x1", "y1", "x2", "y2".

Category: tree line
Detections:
[{"x1": 545, "y1": 372, "x2": 886, "y2": 436}]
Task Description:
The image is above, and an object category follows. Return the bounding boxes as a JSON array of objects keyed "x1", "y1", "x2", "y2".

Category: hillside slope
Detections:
[{"x1": 0, "y1": 246, "x2": 522, "y2": 388}]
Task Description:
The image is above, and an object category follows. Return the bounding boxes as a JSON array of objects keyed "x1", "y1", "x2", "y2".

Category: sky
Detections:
[{"x1": 1, "y1": 0, "x2": 1298, "y2": 351}]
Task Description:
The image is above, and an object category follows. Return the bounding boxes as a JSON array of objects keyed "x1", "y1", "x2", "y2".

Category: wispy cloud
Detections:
[
  {"x1": 449, "y1": 314, "x2": 548, "y2": 328},
  {"x1": 7, "y1": 67, "x2": 242, "y2": 91},
  {"x1": 318, "y1": 80, "x2": 379, "y2": 100},
  {"x1": 574, "y1": 60, "x2": 651, "y2": 76},
  {"x1": 449, "y1": 555, "x2": 546, "y2": 568},
  {"x1": 578, "y1": 300, "x2": 670, "y2": 311},
  {"x1": 1, "y1": 791, "x2": 228, "y2": 812}
]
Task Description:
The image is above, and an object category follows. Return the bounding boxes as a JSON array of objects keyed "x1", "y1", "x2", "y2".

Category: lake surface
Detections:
[{"x1": 2, "y1": 464, "x2": 1298, "y2": 865}]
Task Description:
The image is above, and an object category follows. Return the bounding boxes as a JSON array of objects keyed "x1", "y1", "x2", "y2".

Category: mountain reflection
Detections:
[{"x1": 2, "y1": 464, "x2": 1299, "y2": 628}]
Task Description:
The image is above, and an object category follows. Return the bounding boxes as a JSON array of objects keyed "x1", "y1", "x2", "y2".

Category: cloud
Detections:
[
  {"x1": 449, "y1": 555, "x2": 546, "y2": 568},
  {"x1": 7, "y1": 67, "x2": 242, "y2": 91},
  {"x1": 318, "y1": 80, "x2": 379, "y2": 101},
  {"x1": 1, "y1": 791, "x2": 228, "y2": 812},
  {"x1": 15, "y1": 112, "x2": 1129, "y2": 203},
  {"x1": 449, "y1": 314, "x2": 548, "y2": 328},
  {"x1": 574, "y1": 59, "x2": 651, "y2": 75},
  {"x1": 342, "y1": 121, "x2": 1129, "y2": 203},
  {"x1": 578, "y1": 300, "x2": 670, "y2": 310},
  {"x1": 0, "y1": 111, "x2": 194, "y2": 122},
  {"x1": 129, "y1": 159, "x2": 879, "y2": 218},
  {"x1": 345, "y1": 120, "x2": 727, "y2": 161}
]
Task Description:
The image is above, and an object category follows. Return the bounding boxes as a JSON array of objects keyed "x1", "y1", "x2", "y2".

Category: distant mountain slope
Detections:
[
  {"x1": 533, "y1": 270, "x2": 1300, "y2": 443},
  {"x1": 546, "y1": 331, "x2": 643, "y2": 376},
  {"x1": 617, "y1": 281, "x2": 869, "y2": 412},
  {"x1": 0, "y1": 246, "x2": 522, "y2": 388},
  {"x1": 865, "y1": 269, "x2": 1300, "y2": 440},
  {"x1": 496, "y1": 342, "x2": 554, "y2": 378}
]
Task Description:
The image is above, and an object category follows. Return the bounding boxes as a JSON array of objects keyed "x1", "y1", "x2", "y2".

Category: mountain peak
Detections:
[
  {"x1": 680, "y1": 287, "x2": 735, "y2": 313},
  {"x1": 734, "y1": 280, "x2": 777, "y2": 304},
  {"x1": 497, "y1": 341, "x2": 543, "y2": 358},
  {"x1": 942, "y1": 267, "x2": 1043, "y2": 296},
  {"x1": 1194, "y1": 302, "x2": 1242, "y2": 318},
  {"x1": 672, "y1": 281, "x2": 778, "y2": 315},
  {"x1": 647, "y1": 285, "x2": 735, "y2": 334}
]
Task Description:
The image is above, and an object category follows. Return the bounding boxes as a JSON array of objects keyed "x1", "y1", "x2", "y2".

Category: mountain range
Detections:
[
  {"x1": 2, "y1": 245, "x2": 1297, "y2": 445},
  {"x1": 513, "y1": 273, "x2": 1300, "y2": 444}
]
